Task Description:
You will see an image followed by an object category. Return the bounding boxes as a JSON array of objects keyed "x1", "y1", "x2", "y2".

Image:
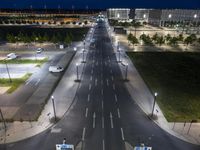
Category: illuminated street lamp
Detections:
[
  {"x1": 151, "y1": 92, "x2": 158, "y2": 117},
  {"x1": 74, "y1": 47, "x2": 77, "y2": 51},
  {"x1": 76, "y1": 63, "x2": 79, "y2": 80}
]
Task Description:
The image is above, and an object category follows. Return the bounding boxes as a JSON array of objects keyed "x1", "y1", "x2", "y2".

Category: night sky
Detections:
[{"x1": 0, "y1": 0, "x2": 199, "y2": 9}]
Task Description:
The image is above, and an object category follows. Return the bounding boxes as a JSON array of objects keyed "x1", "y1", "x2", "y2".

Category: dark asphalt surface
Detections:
[{"x1": 0, "y1": 21, "x2": 199, "y2": 150}]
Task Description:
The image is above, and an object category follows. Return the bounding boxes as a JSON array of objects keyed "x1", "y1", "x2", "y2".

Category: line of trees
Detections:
[
  {"x1": 127, "y1": 33, "x2": 200, "y2": 47},
  {"x1": 6, "y1": 32, "x2": 73, "y2": 45}
]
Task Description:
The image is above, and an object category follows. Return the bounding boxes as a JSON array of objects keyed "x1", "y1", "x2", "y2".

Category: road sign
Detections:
[
  {"x1": 134, "y1": 146, "x2": 152, "y2": 150},
  {"x1": 56, "y1": 144, "x2": 74, "y2": 150}
]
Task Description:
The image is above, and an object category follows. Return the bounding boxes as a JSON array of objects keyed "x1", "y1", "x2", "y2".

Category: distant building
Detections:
[
  {"x1": 134, "y1": 9, "x2": 150, "y2": 22},
  {"x1": 107, "y1": 8, "x2": 131, "y2": 20},
  {"x1": 148, "y1": 9, "x2": 200, "y2": 26}
]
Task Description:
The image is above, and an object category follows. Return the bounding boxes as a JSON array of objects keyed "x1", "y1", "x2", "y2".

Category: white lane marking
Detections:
[
  {"x1": 102, "y1": 117, "x2": 104, "y2": 129},
  {"x1": 121, "y1": 128, "x2": 125, "y2": 141},
  {"x1": 93, "y1": 112, "x2": 96, "y2": 128},
  {"x1": 117, "y1": 108, "x2": 121, "y2": 118},
  {"x1": 110, "y1": 112, "x2": 113, "y2": 129},
  {"x1": 102, "y1": 101, "x2": 104, "y2": 110},
  {"x1": 89, "y1": 84, "x2": 92, "y2": 91},
  {"x1": 101, "y1": 89, "x2": 104, "y2": 95},
  {"x1": 101, "y1": 79, "x2": 103, "y2": 85},
  {"x1": 95, "y1": 78, "x2": 97, "y2": 86},
  {"x1": 85, "y1": 108, "x2": 88, "y2": 118},
  {"x1": 82, "y1": 128, "x2": 86, "y2": 141},
  {"x1": 106, "y1": 79, "x2": 109, "y2": 86},
  {"x1": 103, "y1": 139, "x2": 105, "y2": 150},
  {"x1": 91, "y1": 69, "x2": 93, "y2": 74},
  {"x1": 90, "y1": 76, "x2": 93, "y2": 81},
  {"x1": 26, "y1": 78, "x2": 33, "y2": 85},
  {"x1": 87, "y1": 94, "x2": 90, "y2": 102},
  {"x1": 51, "y1": 128, "x2": 61, "y2": 133},
  {"x1": 113, "y1": 84, "x2": 115, "y2": 90},
  {"x1": 115, "y1": 94, "x2": 118, "y2": 102},
  {"x1": 35, "y1": 79, "x2": 40, "y2": 86},
  {"x1": 111, "y1": 76, "x2": 114, "y2": 81}
]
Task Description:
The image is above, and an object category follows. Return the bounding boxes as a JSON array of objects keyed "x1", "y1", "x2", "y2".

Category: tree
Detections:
[
  {"x1": 51, "y1": 34, "x2": 58, "y2": 43},
  {"x1": 177, "y1": 34, "x2": 184, "y2": 42},
  {"x1": 127, "y1": 33, "x2": 134, "y2": 44},
  {"x1": 64, "y1": 34, "x2": 72, "y2": 46},
  {"x1": 184, "y1": 34, "x2": 197, "y2": 48},
  {"x1": 169, "y1": 37, "x2": 178, "y2": 46},
  {"x1": 130, "y1": 36, "x2": 138, "y2": 45},
  {"x1": 152, "y1": 33, "x2": 159, "y2": 42},
  {"x1": 6, "y1": 34, "x2": 16, "y2": 43},
  {"x1": 155, "y1": 36, "x2": 165, "y2": 46}
]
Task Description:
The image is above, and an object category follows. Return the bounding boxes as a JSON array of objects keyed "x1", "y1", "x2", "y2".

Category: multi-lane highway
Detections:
[{"x1": 0, "y1": 21, "x2": 199, "y2": 150}]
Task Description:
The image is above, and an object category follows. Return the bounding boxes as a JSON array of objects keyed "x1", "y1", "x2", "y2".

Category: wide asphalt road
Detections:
[{"x1": 0, "y1": 21, "x2": 199, "y2": 150}]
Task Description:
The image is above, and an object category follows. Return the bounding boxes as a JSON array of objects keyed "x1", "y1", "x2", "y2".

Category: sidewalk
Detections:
[
  {"x1": 0, "y1": 27, "x2": 94, "y2": 144},
  {"x1": 106, "y1": 22, "x2": 200, "y2": 145}
]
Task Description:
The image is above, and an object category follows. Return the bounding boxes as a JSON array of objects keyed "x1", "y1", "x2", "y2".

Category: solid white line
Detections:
[
  {"x1": 90, "y1": 76, "x2": 93, "y2": 81},
  {"x1": 95, "y1": 79, "x2": 97, "y2": 86},
  {"x1": 87, "y1": 94, "x2": 90, "y2": 102},
  {"x1": 102, "y1": 117, "x2": 104, "y2": 129},
  {"x1": 85, "y1": 108, "x2": 88, "y2": 117},
  {"x1": 111, "y1": 76, "x2": 114, "y2": 81},
  {"x1": 103, "y1": 139, "x2": 105, "y2": 150},
  {"x1": 35, "y1": 79, "x2": 40, "y2": 86},
  {"x1": 82, "y1": 128, "x2": 86, "y2": 141},
  {"x1": 101, "y1": 79, "x2": 103, "y2": 85},
  {"x1": 93, "y1": 112, "x2": 96, "y2": 128},
  {"x1": 110, "y1": 112, "x2": 113, "y2": 129},
  {"x1": 25, "y1": 78, "x2": 33, "y2": 85},
  {"x1": 101, "y1": 89, "x2": 104, "y2": 95},
  {"x1": 115, "y1": 94, "x2": 118, "y2": 102},
  {"x1": 121, "y1": 128, "x2": 125, "y2": 141},
  {"x1": 113, "y1": 84, "x2": 115, "y2": 90},
  {"x1": 117, "y1": 108, "x2": 121, "y2": 118},
  {"x1": 89, "y1": 84, "x2": 92, "y2": 91}
]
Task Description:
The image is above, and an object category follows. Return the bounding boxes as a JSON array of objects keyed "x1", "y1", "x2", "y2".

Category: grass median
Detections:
[
  {"x1": 127, "y1": 52, "x2": 200, "y2": 122},
  {"x1": 0, "y1": 73, "x2": 32, "y2": 93}
]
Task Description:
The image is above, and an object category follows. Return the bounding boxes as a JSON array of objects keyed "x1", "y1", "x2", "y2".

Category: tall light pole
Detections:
[
  {"x1": 151, "y1": 92, "x2": 158, "y2": 117},
  {"x1": 193, "y1": 14, "x2": 198, "y2": 34},
  {"x1": 4, "y1": 59, "x2": 12, "y2": 83},
  {"x1": 76, "y1": 63, "x2": 79, "y2": 80},
  {"x1": 82, "y1": 49, "x2": 85, "y2": 63},
  {"x1": 0, "y1": 108, "x2": 6, "y2": 132},
  {"x1": 125, "y1": 63, "x2": 128, "y2": 80},
  {"x1": 51, "y1": 96, "x2": 57, "y2": 122}
]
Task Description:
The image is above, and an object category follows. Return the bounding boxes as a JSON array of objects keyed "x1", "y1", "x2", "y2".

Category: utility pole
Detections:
[
  {"x1": 151, "y1": 92, "x2": 158, "y2": 117},
  {"x1": 51, "y1": 96, "x2": 57, "y2": 122},
  {"x1": 4, "y1": 59, "x2": 12, "y2": 83}
]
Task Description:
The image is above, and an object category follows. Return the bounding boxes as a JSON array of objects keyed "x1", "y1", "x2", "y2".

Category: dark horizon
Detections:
[{"x1": 0, "y1": 0, "x2": 199, "y2": 9}]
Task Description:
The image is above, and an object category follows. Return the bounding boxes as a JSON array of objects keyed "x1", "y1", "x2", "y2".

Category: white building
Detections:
[{"x1": 107, "y1": 8, "x2": 131, "y2": 20}]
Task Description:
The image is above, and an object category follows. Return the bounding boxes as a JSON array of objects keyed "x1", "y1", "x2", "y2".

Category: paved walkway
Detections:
[
  {"x1": 106, "y1": 22, "x2": 200, "y2": 145},
  {"x1": 0, "y1": 27, "x2": 94, "y2": 144}
]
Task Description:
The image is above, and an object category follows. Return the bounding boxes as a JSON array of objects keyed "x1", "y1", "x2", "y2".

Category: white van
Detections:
[
  {"x1": 49, "y1": 66, "x2": 64, "y2": 73},
  {"x1": 7, "y1": 53, "x2": 17, "y2": 60}
]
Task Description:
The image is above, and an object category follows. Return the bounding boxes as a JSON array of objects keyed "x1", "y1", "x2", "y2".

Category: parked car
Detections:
[
  {"x1": 49, "y1": 66, "x2": 64, "y2": 73},
  {"x1": 7, "y1": 53, "x2": 17, "y2": 60},
  {"x1": 36, "y1": 48, "x2": 44, "y2": 54}
]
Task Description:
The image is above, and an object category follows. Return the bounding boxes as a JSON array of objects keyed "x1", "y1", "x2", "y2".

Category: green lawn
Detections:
[
  {"x1": 127, "y1": 52, "x2": 200, "y2": 122},
  {"x1": 0, "y1": 58, "x2": 48, "y2": 64},
  {"x1": 0, "y1": 73, "x2": 32, "y2": 93}
]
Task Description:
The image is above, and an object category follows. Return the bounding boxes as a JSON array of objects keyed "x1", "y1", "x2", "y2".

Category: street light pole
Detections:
[
  {"x1": 4, "y1": 59, "x2": 12, "y2": 83},
  {"x1": 82, "y1": 49, "x2": 85, "y2": 63},
  {"x1": 0, "y1": 108, "x2": 6, "y2": 132},
  {"x1": 51, "y1": 96, "x2": 57, "y2": 122},
  {"x1": 76, "y1": 63, "x2": 79, "y2": 80},
  {"x1": 125, "y1": 64, "x2": 128, "y2": 80},
  {"x1": 151, "y1": 92, "x2": 158, "y2": 117}
]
